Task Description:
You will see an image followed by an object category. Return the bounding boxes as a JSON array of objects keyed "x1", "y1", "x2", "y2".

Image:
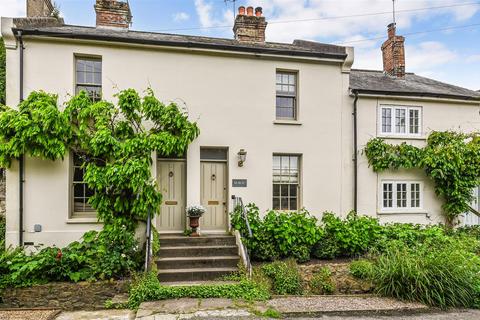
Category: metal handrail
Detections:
[{"x1": 232, "y1": 195, "x2": 252, "y2": 277}]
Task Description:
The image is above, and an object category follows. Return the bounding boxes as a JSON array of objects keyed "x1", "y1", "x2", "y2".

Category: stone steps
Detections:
[
  {"x1": 157, "y1": 267, "x2": 238, "y2": 282},
  {"x1": 156, "y1": 256, "x2": 240, "y2": 269},
  {"x1": 156, "y1": 235, "x2": 240, "y2": 283}
]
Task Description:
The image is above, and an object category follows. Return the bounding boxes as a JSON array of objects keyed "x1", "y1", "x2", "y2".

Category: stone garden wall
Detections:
[
  {"x1": 299, "y1": 262, "x2": 373, "y2": 294},
  {"x1": 0, "y1": 280, "x2": 130, "y2": 310}
]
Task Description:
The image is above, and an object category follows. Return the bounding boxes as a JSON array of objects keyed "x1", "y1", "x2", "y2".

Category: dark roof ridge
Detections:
[{"x1": 351, "y1": 68, "x2": 415, "y2": 75}]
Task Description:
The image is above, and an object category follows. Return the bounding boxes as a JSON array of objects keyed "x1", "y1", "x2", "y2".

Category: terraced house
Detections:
[{"x1": 1, "y1": 0, "x2": 479, "y2": 250}]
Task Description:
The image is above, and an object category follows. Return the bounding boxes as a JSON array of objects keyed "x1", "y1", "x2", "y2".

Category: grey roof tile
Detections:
[
  {"x1": 14, "y1": 24, "x2": 347, "y2": 60},
  {"x1": 350, "y1": 69, "x2": 480, "y2": 101}
]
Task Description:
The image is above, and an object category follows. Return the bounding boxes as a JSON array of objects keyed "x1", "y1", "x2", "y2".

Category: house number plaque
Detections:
[{"x1": 232, "y1": 179, "x2": 247, "y2": 188}]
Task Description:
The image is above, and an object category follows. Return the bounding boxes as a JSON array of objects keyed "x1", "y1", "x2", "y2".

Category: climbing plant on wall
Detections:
[
  {"x1": 364, "y1": 131, "x2": 480, "y2": 226},
  {"x1": 0, "y1": 88, "x2": 200, "y2": 231}
]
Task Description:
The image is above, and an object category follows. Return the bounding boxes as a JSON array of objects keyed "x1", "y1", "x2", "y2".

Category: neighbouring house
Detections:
[{"x1": 0, "y1": 0, "x2": 479, "y2": 249}]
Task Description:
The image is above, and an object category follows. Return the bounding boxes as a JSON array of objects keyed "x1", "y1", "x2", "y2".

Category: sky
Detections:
[{"x1": 1, "y1": 0, "x2": 479, "y2": 90}]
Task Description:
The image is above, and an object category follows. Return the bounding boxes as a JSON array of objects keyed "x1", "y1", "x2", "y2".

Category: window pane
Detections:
[
  {"x1": 383, "y1": 183, "x2": 393, "y2": 208},
  {"x1": 395, "y1": 108, "x2": 406, "y2": 133},
  {"x1": 409, "y1": 109, "x2": 419, "y2": 134},
  {"x1": 411, "y1": 183, "x2": 420, "y2": 208},
  {"x1": 280, "y1": 184, "x2": 288, "y2": 196},
  {"x1": 276, "y1": 97, "x2": 295, "y2": 119},
  {"x1": 281, "y1": 197, "x2": 288, "y2": 210},
  {"x1": 76, "y1": 57, "x2": 102, "y2": 101},
  {"x1": 382, "y1": 108, "x2": 392, "y2": 133},
  {"x1": 273, "y1": 197, "x2": 280, "y2": 210},
  {"x1": 397, "y1": 183, "x2": 407, "y2": 207},
  {"x1": 289, "y1": 198, "x2": 297, "y2": 210},
  {"x1": 273, "y1": 184, "x2": 280, "y2": 197}
]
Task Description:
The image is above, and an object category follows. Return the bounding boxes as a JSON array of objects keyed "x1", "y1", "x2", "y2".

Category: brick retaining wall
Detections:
[{"x1": 0, "y1": 280, "x2": 130, "y2": 310}]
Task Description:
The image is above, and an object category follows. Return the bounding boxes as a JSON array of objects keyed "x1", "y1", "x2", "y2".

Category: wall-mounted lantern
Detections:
[{"x1": 237, "y1": 149, "x2": 247, "y2": 167}]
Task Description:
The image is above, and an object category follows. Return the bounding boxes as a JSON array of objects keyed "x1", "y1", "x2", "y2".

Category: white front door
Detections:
[
  {"x1": 200, "y1": 161, "x2": 228, "y2": 232},
  {"x1": 157, "y1": 160, "x2": 186, "y2": 232}
]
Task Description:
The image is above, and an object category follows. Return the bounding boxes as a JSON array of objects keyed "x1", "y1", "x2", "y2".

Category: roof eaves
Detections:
[{"x1": 13, "y1": 27, "x2": 348, "y2": 61}]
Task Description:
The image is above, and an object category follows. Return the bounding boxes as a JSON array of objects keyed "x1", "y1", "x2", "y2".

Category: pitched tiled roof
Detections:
[
  {"x1": 14, "y1": 24, "x2": 348, "y2": 60},
  {"x1": 350, "y1": 69, "x2": 480, "y2": 101}
]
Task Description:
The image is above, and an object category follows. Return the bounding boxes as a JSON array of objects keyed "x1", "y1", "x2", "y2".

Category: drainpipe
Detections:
[
  {"x1": 352, "y1": 90, "x2": 359, "y2": 213},
  {"x1": 17, "y1": 30, "x2": 24, "y2": 247}
]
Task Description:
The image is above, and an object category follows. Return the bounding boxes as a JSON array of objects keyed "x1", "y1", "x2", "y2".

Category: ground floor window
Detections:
[
  {"x1": 273, "y1": 154, "x2": 300, "y2": 211},
  {"x1": 381, "y1": 181, "x2": 422, "y2": 211},
  {"x1": 72, "y1": 153, "x2": 95, "y2": 217}
]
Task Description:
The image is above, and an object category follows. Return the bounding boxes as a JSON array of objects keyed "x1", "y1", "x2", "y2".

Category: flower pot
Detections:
[{"x1": 189, "y1": 216, "x2": 200, "y2": 237}]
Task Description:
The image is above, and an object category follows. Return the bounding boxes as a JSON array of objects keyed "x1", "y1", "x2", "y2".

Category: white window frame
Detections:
[
  {"x1": 378, "y1": 105, "x2": 422, "y2": 137},
  {"x1": 380, "y1": 180, "x2": 424, "y2": 213}
]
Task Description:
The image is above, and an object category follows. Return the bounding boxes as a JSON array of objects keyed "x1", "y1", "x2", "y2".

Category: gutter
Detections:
[
  {"x1": 16, "y1": 30, "x2": 24, "y2": 247},
  {"x1": 12, "y1": 28, "x2": 348, "y2": 61},
  {"x1": 352, "y1": 90, "x2": 359, "y2": 213},
  {"x1": 351, "y1": 90, "x2": 480, "y2": 103}
]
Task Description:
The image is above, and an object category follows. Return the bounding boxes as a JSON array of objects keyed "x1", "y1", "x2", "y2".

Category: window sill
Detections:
[
  {"x1": 378, "y1": 210, "x2": 428, "y2": 215},
  {"x1": 66, "y1": 217, "x2": 101, "y2": 224},
  {"x1": 273, "y1": 120, "x2": 302, "y2": 126},
  {"x1": 378, "y1": 134, "x2": 426, "y2": 140}
]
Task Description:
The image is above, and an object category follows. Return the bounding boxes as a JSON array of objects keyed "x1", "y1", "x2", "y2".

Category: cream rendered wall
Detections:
[
  {"x1": 357, "y1": 95, "x2": 480, "y2": 224},
  {"x1": 2, "y1": 31, "x2": 354, "y2": 247}
]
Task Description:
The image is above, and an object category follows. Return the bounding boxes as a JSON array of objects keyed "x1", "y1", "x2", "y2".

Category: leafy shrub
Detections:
[
  {"x1": 127, "y1": 271, "x2": 270, "y2": 309},
  {"x1": 313, "y1": 212, "x2": 383, "y2": 259},
  {"x1": 261, "y1": 259, "x2": 303, "y2": 295},
  {"x1": 370, "y1": 241, "x2": 480, "y2": 309},
  {"x1": 349, "y1": 259, "x2": 374, "y2": 280},
  {"x1": 0, "y1": 225, "x2": 142, "y2": 289},
  {"x1": 310, "y1": 266, "x2": 335, "y2": 295},
  {"x1": 231, "y1": 204, "x2": 321, "y2": 262}
]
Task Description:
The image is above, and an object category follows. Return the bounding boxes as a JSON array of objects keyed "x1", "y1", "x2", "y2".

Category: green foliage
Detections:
[
  {"x1": 127, "y1": 271, "x2": 270, "y2": 309},
  {"x1": 369, "y1": 240, "x2": 480, "y2": 309},
  {"x1": 310, "y1": 266, "x2": 335, "y2": 295},
  {"x1": 0, "y1": 89, "x2": 199, "y2": 231},
  {"x1": 349, "y1": 259, "x2": 374, "y2": 280},
  {"x1": 312, "y1": 212, "x2": 383, "y2": 259},
  {"x1": 364, "y1": 132, "x2": 480, "y2": 225},
  {"x1": 0, "y1": 225, "x2": 142, "y2": 288},
  {"x1": 231, "y1": 204, "x2": 321, "y2": 262},
  {"x1": 0, "y1": 38, "x2": 5, "y2": 106},
  {"x1": 261, "y1": 259, "x2": 303, "y2": 295},
  {"x1": 151, "y1": 226, "x2": 160, "y2": 256}
]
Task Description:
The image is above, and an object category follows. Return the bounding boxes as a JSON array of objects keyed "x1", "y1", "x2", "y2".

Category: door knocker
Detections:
[
  {"x1": 169, "y1": 171, "x2": 174, "y2": 178},
  {"x1": 211, "y1": 174, "x2": 216, "y2": 181}
]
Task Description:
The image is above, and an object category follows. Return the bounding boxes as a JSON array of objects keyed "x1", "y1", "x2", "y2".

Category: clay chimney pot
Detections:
[
  {"x1": 238, "y1": 6, "x2": 246, "y2": 15},
  {"x1": 255, "y1": 7, "x2": 263, "y2": 17},
  {"x1": 246, "y1": 6, "x2": 254, "y2": 16}
]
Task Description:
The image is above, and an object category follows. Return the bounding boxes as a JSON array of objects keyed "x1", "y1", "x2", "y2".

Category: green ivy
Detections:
[
  {"x1": 0, "y1": 88, "x2": 200, "y2": 231},
  {"x1": 364, "y1": 132, "x2": 480, "y2": 226}
]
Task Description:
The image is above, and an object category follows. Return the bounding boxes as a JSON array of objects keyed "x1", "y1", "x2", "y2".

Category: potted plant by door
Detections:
[{"x1": 186, "y1": 205, "x2": 206, "y2": 237}]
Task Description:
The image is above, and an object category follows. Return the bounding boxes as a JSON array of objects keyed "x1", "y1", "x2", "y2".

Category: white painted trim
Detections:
[
  {"x1": 379, "y1": 180, "x2": 425, "y2": 213},
  {"x1": 377, "y1": 104, "x2": 423, "y2": 138},
  {"x1": 353, "y1": 92, "x2": 480, "y2": 105}
]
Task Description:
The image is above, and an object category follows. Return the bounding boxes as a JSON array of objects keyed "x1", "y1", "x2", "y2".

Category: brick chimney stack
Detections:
[
  {"x1": 233, "y1": 6, "x2": 267, "y2": 43},
  {"x1": 27, "y1": 0, "x2": 54, "y2": 17},
  {"x1": 94, "y1": 0, "x2": 132, "y2": 29},
  {"x1": 381, "y1": 23, "x2": 406, "y2": 78}
]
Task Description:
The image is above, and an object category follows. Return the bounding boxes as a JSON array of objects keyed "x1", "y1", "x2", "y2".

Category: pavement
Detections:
[{"x1": 2, "y1": 296, "x2": 479, "y2": 319}]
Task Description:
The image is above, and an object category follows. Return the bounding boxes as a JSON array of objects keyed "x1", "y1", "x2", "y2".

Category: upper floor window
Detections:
[
  {"x1": 381, "y1": 181, "x2": 422, "y2": 211},
  {"x1": 75, "y1": 57, "x2": 102, "y2": 101},
  {"x1": 273, "y1": 155, "x2": 300, "y2": 211},
  {"x1": 379, "y1": 105, "x2": 421, "y2": 137},
  {"x1": 72, "y1": 153, "x2": 95, "y2": 218},
  {"x1": 276, "y1": 71, "x2": 297, "y2": 120}
]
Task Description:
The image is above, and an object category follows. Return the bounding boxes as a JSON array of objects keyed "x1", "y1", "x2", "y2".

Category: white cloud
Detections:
[
  {"x1": 466, "y1": 54, "x2": 480, "y2": 63},
  {"x1": 173, "y1": 12, "x2": 190, "y2": 22},
  {"x1": 236, "y1": 0, "x2": 480, "y2": 43},
  {"x1": 0, "y1": 0, "x2": 25, "y2": 18}
]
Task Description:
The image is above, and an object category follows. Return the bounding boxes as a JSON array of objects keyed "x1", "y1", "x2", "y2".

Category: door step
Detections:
[
  {"x1": 157, "y1": 267, "x2": 238, "y2": 282},
  {"x1": 155, "y1": 255, "x2": 240, "y2": 269},
  {"x1": 158, "y1": 245, "x2": 238, "y2": 258},
  {"x1": 159, "y1": 235, "x2": 236, "y2": 247}
]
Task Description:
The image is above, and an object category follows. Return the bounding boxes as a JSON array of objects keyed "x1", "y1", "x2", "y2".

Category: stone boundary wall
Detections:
[
  {"x1": 0, "y1": 280, "x2": 130, "y2": 310},
  {"x1": 299, "y1": 262, "x2": 373, "y2": 294}
]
